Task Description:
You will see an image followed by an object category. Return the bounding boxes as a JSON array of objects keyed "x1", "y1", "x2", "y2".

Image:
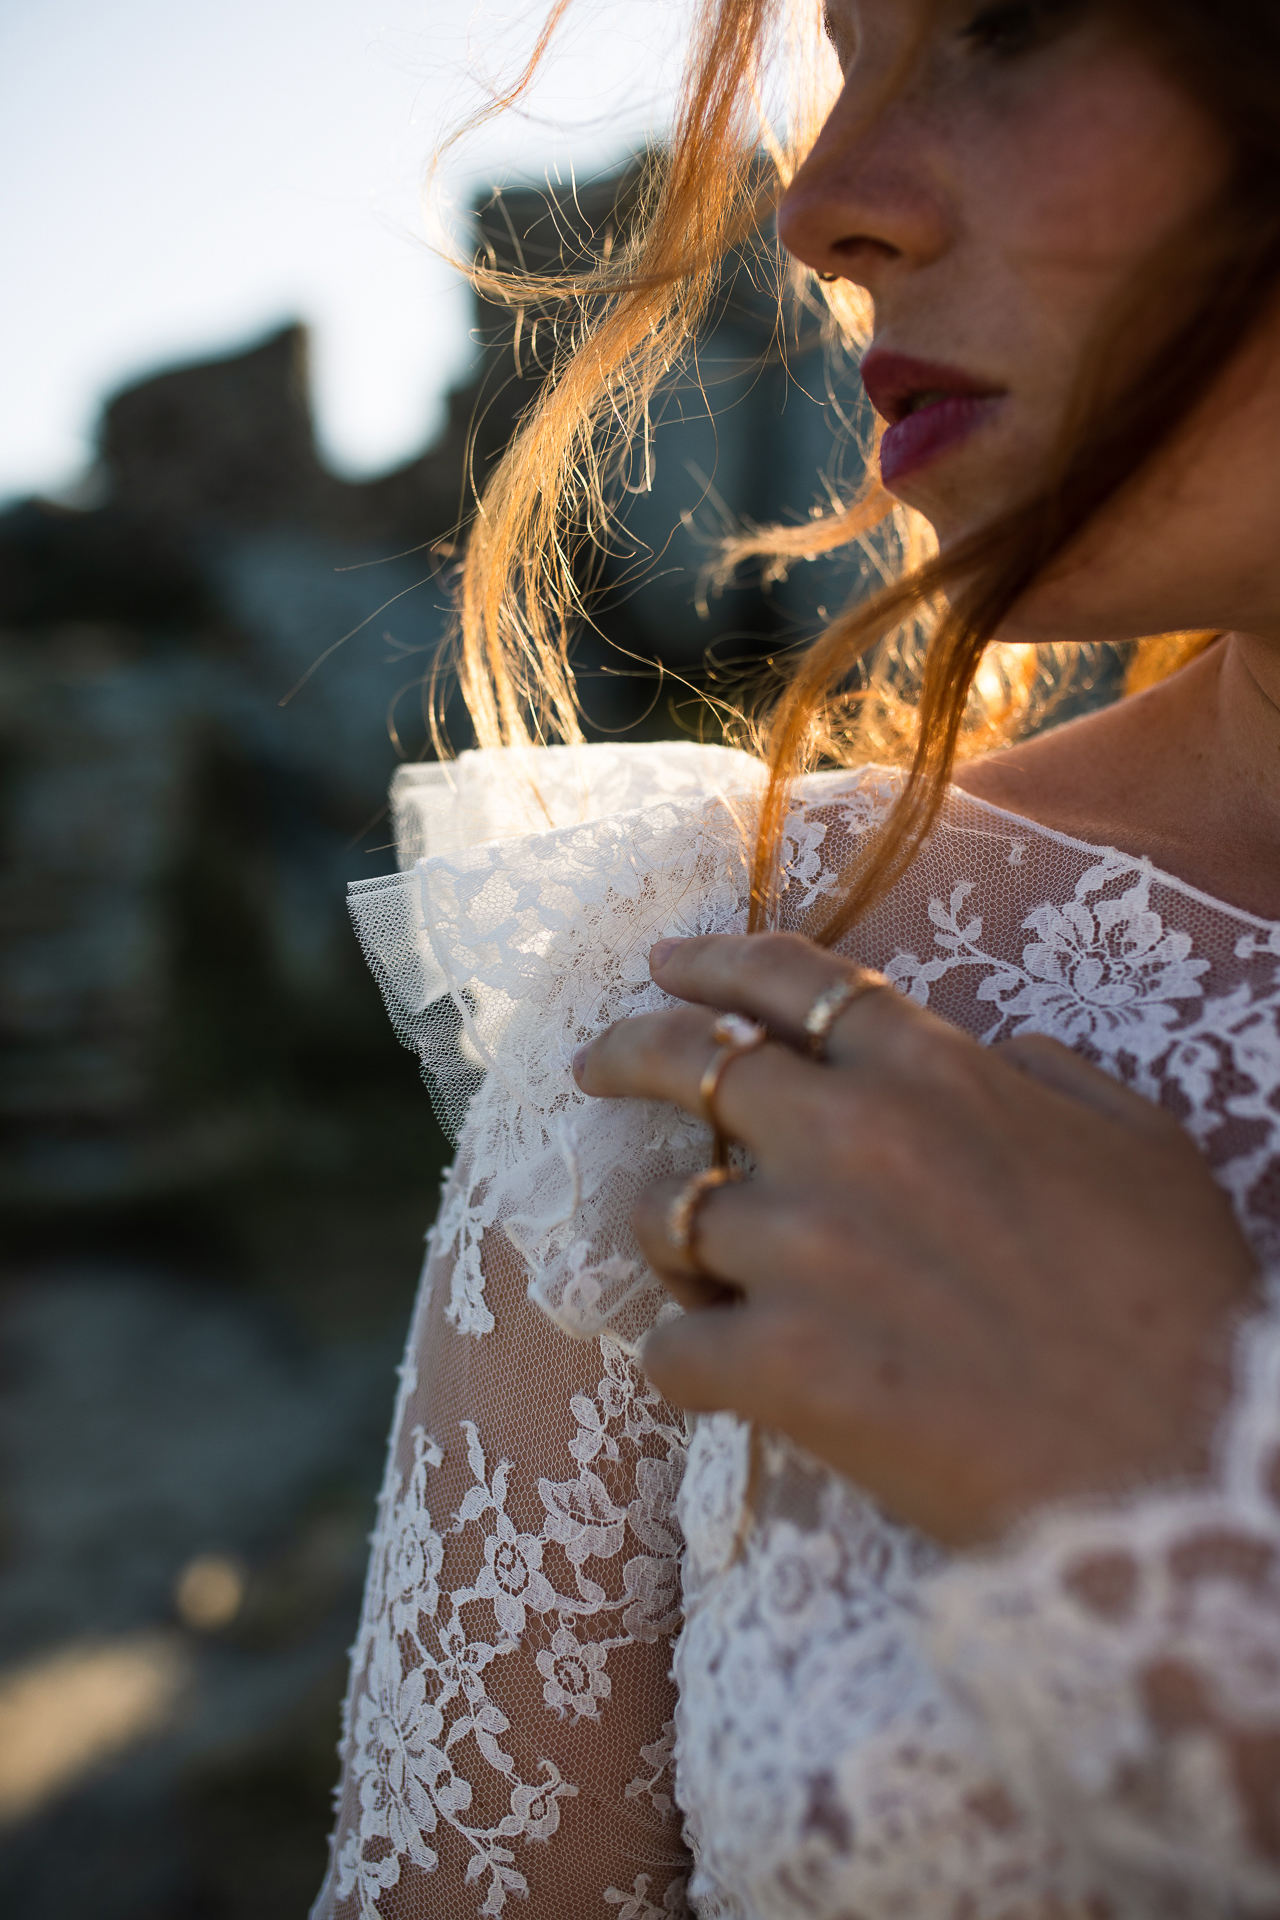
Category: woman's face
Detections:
[{"x1": 778, "y1": 1, "x2": 1280, "y2": 644}]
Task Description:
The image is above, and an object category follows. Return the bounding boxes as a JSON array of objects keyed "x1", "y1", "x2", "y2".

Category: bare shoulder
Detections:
[
  {"x1": 953, "y1": 656, "x2": 1206, "y2": 836},
  {"x1": 951, "y1": 644, "x2": 1280, "y2": 919},
  {"x1": 953, "y1": 693, "x2": 1150, "y2": 836}
]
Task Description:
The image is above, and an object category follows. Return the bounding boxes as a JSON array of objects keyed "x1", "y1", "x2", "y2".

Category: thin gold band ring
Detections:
[
  {"x1": 666, "y1": 1164, "x2": 742, "y2": 1263},
  {"x1": 699, "y1": 1012, "x2": 767, "y2": 1165},
  {"x1": 803, "y1": 967, "x2": 890, "y2": 1060}
]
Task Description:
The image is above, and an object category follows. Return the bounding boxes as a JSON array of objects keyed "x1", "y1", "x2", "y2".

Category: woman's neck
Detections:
[{"x1": 955, "y1": 635, "x2": 1280, "y2": 921}]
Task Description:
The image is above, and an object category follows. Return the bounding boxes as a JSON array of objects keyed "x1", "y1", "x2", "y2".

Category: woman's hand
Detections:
[{"x1": 572, "y1": 932, "x2": 1261, "y2": 1547}]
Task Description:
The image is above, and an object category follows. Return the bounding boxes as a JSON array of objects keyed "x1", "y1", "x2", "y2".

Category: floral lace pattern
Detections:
[
  {"x1": 317, "y1": 746, "x2": 1280, "y2": 1920},
  {"x1": 330, "y1": 1317, "x2": 687, "y2": 1918},
  {"x1": 887, "y1": 854, "x2": 1213, "y2": 1045}
]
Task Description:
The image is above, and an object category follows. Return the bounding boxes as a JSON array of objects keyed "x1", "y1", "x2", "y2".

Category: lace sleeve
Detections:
[
  {"x1": 314, "y1": 744, "x2": 765, "y2": 1919},
  {"x1": 311, "y1": 1140, "x2": 692, "y2": 1920},
  {"x1": 922, "y1": 1294, "x2": 1280, "y2": 1914}
]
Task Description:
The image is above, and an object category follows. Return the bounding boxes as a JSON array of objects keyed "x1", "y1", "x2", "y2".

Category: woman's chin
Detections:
[
  {"x1": 888, "y1": 474, "x2": 1012, "y2": 551},
  {"x1": 888, "y1": 433, "x2": 1054, "y2": 554}
]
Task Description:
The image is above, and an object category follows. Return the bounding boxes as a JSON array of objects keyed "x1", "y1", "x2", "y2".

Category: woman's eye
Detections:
[{"x1": 959, "y1": 1, "x2": 1074, "y2": 57}]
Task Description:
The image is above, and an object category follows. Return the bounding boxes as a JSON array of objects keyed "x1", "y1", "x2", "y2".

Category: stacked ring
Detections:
[
  {"x1": 700, "y1": 1012, "x2": 767, "y2": 1165},
  {"x1": 666, "y1": 1164, "x2": 742, "y2": 1263},
  {"x1": 803, "y1": 966, "x2": 890, "y2": 1060}
]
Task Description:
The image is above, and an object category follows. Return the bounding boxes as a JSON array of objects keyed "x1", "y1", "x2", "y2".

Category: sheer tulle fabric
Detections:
[{"x1": 313, "y1": 743, "x2": 1280, "y2": 1920}]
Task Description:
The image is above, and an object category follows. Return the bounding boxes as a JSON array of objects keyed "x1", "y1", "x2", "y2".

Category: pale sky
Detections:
[{"x1": 0, "y1": 0, "x2": 690, "y2": 503}]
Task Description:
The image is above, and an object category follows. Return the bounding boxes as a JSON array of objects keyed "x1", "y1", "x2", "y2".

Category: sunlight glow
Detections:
[
  {"x1": 0, "y1": 0, "x2": 691, "y2": 500},
  {"x1": 0, "y1": 1634, "x2": 190, "y2": 1824}
]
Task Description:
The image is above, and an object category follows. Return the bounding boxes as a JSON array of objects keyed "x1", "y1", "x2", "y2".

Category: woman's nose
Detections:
[{"x1": 777, "y1": 85, "x2": 952, "y2": 290}]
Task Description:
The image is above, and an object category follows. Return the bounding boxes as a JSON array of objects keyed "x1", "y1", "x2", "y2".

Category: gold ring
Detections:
[
  {"x1": 803, "y1": 967, "x2": 889, "y2": 1060},
  {"x1": 699, "y1": 1012, "x2": 767, "y2": 1165},
  {"x1": 666, "y1": 1165, "x2": 741, "y2": 1264}
]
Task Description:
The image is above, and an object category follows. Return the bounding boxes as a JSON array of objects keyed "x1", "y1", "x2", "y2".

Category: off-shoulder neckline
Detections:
[{"x1": 809, "y1": 764, "x2": 1280, "y2": 937}]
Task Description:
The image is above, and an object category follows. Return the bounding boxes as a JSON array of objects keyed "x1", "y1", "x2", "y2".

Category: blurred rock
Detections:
[{"x1": 0, "y1": 1264, "x2": 400, "y2": 1919}]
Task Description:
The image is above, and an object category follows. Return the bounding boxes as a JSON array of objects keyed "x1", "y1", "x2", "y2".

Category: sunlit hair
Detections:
[{"x1": 438, "y1": 0, "x2": 1279, "y2": 940}]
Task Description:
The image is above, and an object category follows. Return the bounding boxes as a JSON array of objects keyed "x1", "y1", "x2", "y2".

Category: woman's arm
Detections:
[
  {"x1": 313, "y1": 1146, "x2": 691, "y2": 1920},
  {"x1": 919, "y1": 1314, "x2": 1280, "y2": 1907}
]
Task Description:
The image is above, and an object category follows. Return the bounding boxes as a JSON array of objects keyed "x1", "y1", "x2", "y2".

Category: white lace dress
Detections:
[{"x1": 312, "y1": 741, "x2": 1280, "y2": 1920}]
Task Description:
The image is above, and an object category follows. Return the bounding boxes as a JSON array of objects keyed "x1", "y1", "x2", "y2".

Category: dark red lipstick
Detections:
[{"x1": 860, "y1": 350, "x2": 1006, "y2": 488}]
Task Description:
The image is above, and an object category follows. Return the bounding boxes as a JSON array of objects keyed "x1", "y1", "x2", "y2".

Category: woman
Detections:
[{"x1": 316, "y1": 1, "x2": 1280, "y2": 1914}]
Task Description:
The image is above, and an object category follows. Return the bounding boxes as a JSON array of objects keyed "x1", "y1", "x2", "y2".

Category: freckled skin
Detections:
[{"x1": 782, "y1": 5, "x2": 1230, "y2": 545}]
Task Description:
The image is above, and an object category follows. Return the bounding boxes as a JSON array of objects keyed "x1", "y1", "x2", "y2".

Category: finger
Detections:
[
  {"x1": 650, "y1": 931, "x2": 870, "y2": 1045},
  {"x1": 634, "y1": 1175, "x2": 893, "y2": 1325},
  {"x1": 646, "y1": 1266, "x2": 739, "y2": 1313},
  {"x1": 643, "y1": 1304, "x2": 1009, "y2": 1543},
  {"x1": 649, "y1": 930, "x2": 938, "y2": 1070},
  {"x1": 576, "y1": 1003, "x2": 820, "y2": 1158},
  {"x1": 640, "y1": 1303, "x2": 763, "y2": 1413},
  {"x1": 632, "y1": 1173, "x2": 755, "y2": 1303},
  {"x1": 996, "y1": 1031, "x2": 1182, "y2": 1139},
  {"x1": 642, "y1": 1300, "x2": 865, "y2": 1430}
]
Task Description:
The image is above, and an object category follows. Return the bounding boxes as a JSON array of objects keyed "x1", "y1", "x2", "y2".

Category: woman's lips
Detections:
[
  {"x1": 860, "y1": 350, "x2": 1006, "y2": 488},
  {"x1": 879, "y1": 392, "x2": 1005, "y2": 486}
]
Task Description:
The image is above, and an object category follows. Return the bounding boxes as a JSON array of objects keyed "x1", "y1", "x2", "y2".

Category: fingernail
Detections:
[
  {"x1": 571, "y1": 1045, "x2": 588, "y2": 1082},
  {"x1": 650, "y1": 937, "x2": 682, "y2": 971}
]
